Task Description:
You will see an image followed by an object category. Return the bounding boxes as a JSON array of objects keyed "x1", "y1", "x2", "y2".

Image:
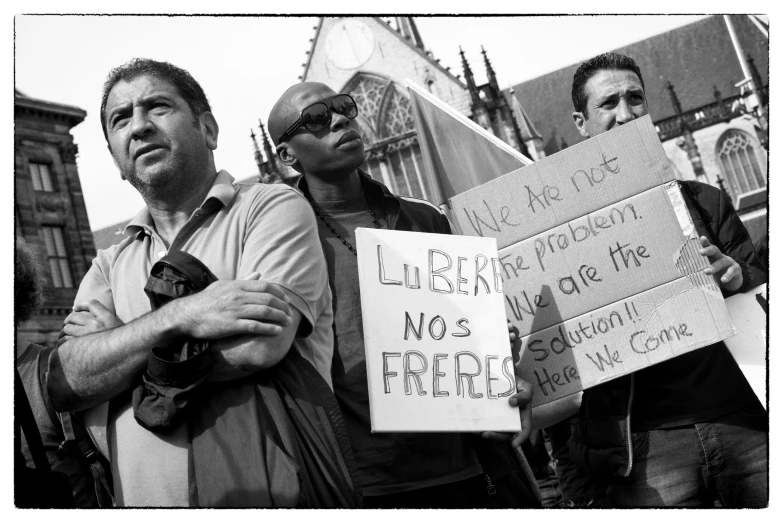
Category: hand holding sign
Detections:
[
  {"x1": 474, "y1": 320, "x2": 534, "y2": 447},
  {"x1": 477, "y1": 321, "x2": 533, "y2": 447},
  {"x1": 480, "y1": 374, "x2": 534, "y2": 448},
  {"x1": 699, "y1": 236, "x2": 743, "y2": 292}
]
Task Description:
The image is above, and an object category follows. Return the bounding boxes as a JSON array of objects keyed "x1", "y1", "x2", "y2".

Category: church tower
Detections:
[
  {"x1": 461, "y1": 46, "x2": 532, "y2": 159},
  {"x1": 255, "y1": 17, "x2": 543, "y2": 196},
  {"x1": 290, "y1": 16, "x2": 471, "y2": 201},
  {"x1": 460, "y1": 46, "x2": 490, "y2": 130},
  {"x1": 250, "y1": 120, "x2": 283, "y2": 184}
]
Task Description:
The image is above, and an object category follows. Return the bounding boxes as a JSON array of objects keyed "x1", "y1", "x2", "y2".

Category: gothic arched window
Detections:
[
  {"x1": 342, "y1": 73, "x2": 415, "y2": 143},
  {"x1": 379, "y1": 84, "x2": 415, "y2": 139},
  {"x1": 341, "y1": 73, "x2": 427, "y2": 200},
  {"x1": 347, "y1": 74, "x2": 388, "y2": 137},
  {"x1": 715, "y1": 129, "x2": 766, "y2": 200}
]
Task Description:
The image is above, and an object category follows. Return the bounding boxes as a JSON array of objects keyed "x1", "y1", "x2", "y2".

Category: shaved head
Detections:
[
  {"x1": 270, "y1": 81, "x2": 365, "y2": 180},
  {"x1": 268, "y1": 82, "x2": 336, "y2": 146}
]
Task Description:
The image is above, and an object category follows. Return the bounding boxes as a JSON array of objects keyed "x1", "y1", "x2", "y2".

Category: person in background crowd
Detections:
[
  {"x1": 546, "y1": 416, "x2": 607, "y2": 507},
  {"x1": 522, "y1": 429, "x2": 564, "y2": 507},
  {"x1": 268, "y1": 81, "x2": 539, "y2": 509},
  {"x1": 46, "y1": 59, "x2": 348, "y2": 507},
  {"x1": 566, "y1": 52, "x2": 767, "y2": 508},
  {"x1": 15, "y1": 238, "x2": 94, "y2": 507}
]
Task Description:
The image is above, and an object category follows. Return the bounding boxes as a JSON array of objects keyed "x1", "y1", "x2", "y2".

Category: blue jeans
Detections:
[{"x1": 606, "y1": 405, "x2": 768, "y2": 507}]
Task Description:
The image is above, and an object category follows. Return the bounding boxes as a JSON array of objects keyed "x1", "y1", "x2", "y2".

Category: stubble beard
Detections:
[
  {"x1": 123, "y1": 154, "x2": 183, "y2": 201},
  {"x1": 123, "y1": 143, "x2": 205, "y2": 202},
  {"x1": 122, "y1": 117, "x2": 210, "y2": 202}
]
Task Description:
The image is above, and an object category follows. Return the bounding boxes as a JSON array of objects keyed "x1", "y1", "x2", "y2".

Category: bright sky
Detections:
[{"x1": 13, "y1": 13, "x2": 713, "y2": 231}]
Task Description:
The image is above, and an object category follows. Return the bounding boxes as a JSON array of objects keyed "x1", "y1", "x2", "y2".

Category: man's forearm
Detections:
[
  {"x1": 207, "y1": 309, "x2": 302, "y2": 382},
  {"x1": 48, "y1": 306, "x2": 181, "y2": 412},
  {"x1": 49, "y1": 279, "x2": 299, "y2": 411}
]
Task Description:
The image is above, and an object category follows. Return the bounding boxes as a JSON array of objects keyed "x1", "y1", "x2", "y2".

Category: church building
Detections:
[
  {"x1": 252, "y1": 16, "x2": 766, "y2": 246},
  {"x1": 253, "y1": 16, "x2": 536, "y2": 202}
]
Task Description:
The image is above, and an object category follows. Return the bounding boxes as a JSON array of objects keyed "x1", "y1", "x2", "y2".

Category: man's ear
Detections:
[
  {"x1": 572, "y1": 111, "x2": 589, "y2": 138},
  {"x1": 277, "y1": 143, "x2": 304, "y2": 174},
  {"x1": 277, "y1": 143, "x2": 297, "y2": 168},
  {"x1": 201, "y1": 112, "x2": 219, "y2": 151},
  {"x1": 107, "y1": 143, "x2": 124, "y2": 180}
]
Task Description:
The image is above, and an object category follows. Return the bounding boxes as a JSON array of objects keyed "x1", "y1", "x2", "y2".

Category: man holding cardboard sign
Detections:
[
  {"x1": 269, "y1": 82, "x2": 537, "y2": 508},
  {"x1": 568, "y1": 53, "x2": 767, "y2": 507}
]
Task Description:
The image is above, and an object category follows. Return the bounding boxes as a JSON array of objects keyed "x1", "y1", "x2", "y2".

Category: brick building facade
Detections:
[{"x1": 15, "y1": 89, "x2": 95, "y2": 347}]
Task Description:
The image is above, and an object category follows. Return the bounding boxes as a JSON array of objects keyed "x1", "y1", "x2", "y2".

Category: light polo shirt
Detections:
[{"x1": 73, "y1": 170, "x2": 333, "y2": 506}]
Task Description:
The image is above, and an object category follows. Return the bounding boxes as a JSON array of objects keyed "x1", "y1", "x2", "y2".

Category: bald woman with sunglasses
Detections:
[{"x1": 269, "y1": 82, "x2": 538, "y2": 509}]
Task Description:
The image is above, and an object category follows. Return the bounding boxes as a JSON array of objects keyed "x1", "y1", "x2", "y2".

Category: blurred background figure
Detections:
[{"x1": 15, "y1": 237, "x2": 110, "y2": 508}]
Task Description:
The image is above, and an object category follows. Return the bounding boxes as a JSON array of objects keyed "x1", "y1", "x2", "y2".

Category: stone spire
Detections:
[
  {"x1": 259, "y1": 119, "x2": 277, "y2": 174},
  {"x1": 666, "y1": 80, "x2": 684, "y2": 119},
  {"x1": 250, "y1": 128, "x2": 264, "y2": 174},
  {"x1": 747, "y1": 53, "x2": 767, "y2": 107},
  {"x1": 459, "y1": 46, "x2": 479, "y2": 103},
  {"x1": 667, "y1": 81, "x2": 705, "y2": 176},
  {"x1": 481, "y1": 46, "x2": 499, "y2": 92},
  {"x1": 395, "y1": 17, "x2": 425, "y2": 49}
]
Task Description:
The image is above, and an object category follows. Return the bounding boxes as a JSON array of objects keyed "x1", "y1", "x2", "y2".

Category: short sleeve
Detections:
[
  {"x1": 74, "y1": 248, "x2": 117, "y2": 315},
  {"x1": 239, "y1": 186, "x2": 329, "y2": 338}
]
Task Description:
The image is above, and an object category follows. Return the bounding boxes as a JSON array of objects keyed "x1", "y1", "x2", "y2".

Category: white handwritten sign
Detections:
[{"x1": 356, "y1": 228, "x2": 521, "y2": 432}]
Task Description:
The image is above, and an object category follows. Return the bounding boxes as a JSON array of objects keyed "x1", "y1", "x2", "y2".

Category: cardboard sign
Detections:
[
  {"x1": 725, "y1": 284, "x2": 767, "y2": 407},
  {"x1": 449, "y1": 115, "x2": 674, "y2": 247},
  {"x1": 356, "y1": 228, "x2": 521, "y2": 432},
  {"x1": 521, "y1": 276, "x2": 732, "y2": 404},
  {"x1": 500, "y1": 184, "x2": 704, "y2": 338},
  {"x1": 448, "y1": 117, "x2": 735, "y2": 407}
]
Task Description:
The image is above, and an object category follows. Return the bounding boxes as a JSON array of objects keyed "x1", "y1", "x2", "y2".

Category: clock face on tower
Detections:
[{"x1": 324, "y1": 19, "x2": 376, "y2": 70}]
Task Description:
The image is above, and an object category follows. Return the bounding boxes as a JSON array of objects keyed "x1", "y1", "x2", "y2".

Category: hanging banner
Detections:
[{"x1": 406, "y1": 79, "x2": 532, "y2": 208}]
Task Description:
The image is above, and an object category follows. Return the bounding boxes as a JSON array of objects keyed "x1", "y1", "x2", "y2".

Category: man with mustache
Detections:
[{"x1": 269, "y1": 82, "x2": 536, "y2": 508}]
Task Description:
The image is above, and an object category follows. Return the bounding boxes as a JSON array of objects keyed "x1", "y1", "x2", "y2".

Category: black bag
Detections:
[
  {"x1": 34, "y1": 348, "x2": 115, "y2": 507},
  {"x1": 133, "y1": 250, "x2": 362, "y2": 507},
  {"x1": 15, "y1": 368, "x2": 74, "y2": 508}
]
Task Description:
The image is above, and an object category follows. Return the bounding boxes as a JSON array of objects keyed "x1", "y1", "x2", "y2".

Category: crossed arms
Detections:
[{"x1": 48, "y1": 277, "x2": 299, "y2": 412}]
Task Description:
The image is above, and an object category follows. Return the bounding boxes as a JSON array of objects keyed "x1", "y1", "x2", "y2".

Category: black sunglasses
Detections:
[{"x1": 278, "y1": 94, "x2": 359, "y2": 143}]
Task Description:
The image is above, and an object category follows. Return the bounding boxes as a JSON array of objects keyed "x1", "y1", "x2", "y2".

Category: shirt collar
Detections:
[{"x1": 124, "y1": 169, "x2": 237, "y2": 235}]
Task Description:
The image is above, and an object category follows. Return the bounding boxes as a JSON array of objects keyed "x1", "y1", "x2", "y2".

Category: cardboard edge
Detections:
[
  {"x1": 521, "y1": 273, "x2": 735, "y2": 407},
  {"x1": 665, "y1": 181, "x2": 696, "y2": 237}
]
